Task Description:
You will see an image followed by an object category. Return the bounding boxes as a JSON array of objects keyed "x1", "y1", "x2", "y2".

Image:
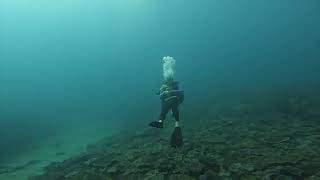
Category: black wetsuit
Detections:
[{"x1": 158, "y1": 81, "x2": 184, "y2": 122}]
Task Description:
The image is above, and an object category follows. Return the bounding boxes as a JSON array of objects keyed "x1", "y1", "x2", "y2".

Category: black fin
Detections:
[
  {"x1": 149, "y1": 121, "x2": 163, "y2": 128},
  {"x1": 170, "y1": 127, "x2": 183, "y2": 148}
]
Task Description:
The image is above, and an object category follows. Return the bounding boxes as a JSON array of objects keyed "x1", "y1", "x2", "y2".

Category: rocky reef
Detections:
[{"x1": 29, "y1": 98, "x2": 320, "y2": 180}]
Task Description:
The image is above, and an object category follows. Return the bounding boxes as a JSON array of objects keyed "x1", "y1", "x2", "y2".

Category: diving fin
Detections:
[
  {"x1": 170, "y1": 127, "x2": 183, "y2": 148},
  {"x1": 149, "y1": 121, "x2": 163, "y2": 128}
]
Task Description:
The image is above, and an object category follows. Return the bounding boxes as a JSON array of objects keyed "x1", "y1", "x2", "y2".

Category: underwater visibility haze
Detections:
[{"x1": 0, "y1": 0, "x2": 320, "y2": 179}]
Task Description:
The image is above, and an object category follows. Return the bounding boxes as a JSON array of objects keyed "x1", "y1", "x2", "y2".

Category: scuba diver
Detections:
[{"x1": 149, "y1": 56, "x2": 184, "y2": 148}]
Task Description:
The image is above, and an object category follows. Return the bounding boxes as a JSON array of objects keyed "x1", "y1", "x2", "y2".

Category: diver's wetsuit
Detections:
[
  {"x1": 158, "y1": 81, "x2": 183, "y2": 122},
  {"x1": 151, "y1": 80, "x2": 184, "y2": 147}
]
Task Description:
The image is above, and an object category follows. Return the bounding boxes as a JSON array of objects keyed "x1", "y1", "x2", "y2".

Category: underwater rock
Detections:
[
  {"x1": 199, "y1": 170, "x2": 222, "y2": 180},
  {"x1": 199, "y1": 174, "x2": 207, "y2": 180},
  {"x1": 156, "y1": 158, "x2": 175, "y2": 173},
  {"x1": 261, "y1": 165, "x2": 303, "y2": 180},
  {"x1": 186, "y1": 160, "x2": 205, "y2": 177},
  {"x1": 206, "y1": 137, "x2": 226, "y2": 144},
  {"x1": 228, "y1": 163, "x2": 255, "y2": 175},
  {"x1": 273, "y1": 175, "x2": 293, "y2": 180},
  {"x1": 261, "y1": 136, "x2": 291, "y2": 145},
  {"x1": 199, "y1": 155, "x2": 219, "y2": 171},
  {"x1": 28, "y1": 102, "x2": 320, "y2": 180},
  {"x1": 167, "y1": 174, "x2": 194, "y2": 180},
  {"x1": 143, "y1": 173, "x2": 165, "y2": 180},
  {"x1": 280, "y1": 166, "x2": 303, "y2": 177},
  {"x1": 83, "y1": 157, "x2": 97, "y2": 166},
  {"x1": 306, "y1": 171, "x2": 320, "y2": 179},
  {"x1": 64, "y1": 170, "x2": 79, "y2": 178},
  {"x1": 298, "y1": 161, "x2": 320, "y2": 177},
  {"x1": 124, "y1": 158, "x2": 154, "y2": 175},
  {"x1": 106, "y1": 166, "x2": 119, "y2": 175}
]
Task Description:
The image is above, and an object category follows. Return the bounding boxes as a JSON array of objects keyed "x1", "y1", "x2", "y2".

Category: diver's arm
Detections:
[{"x1": 157, "y1": 84, "x2": 167, "y2": 95}]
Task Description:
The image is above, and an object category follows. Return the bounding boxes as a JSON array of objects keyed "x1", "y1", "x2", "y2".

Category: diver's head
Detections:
[
  {"x1": 164, "y1": 78, "x2": 179, "y2": 90},
  {"x1": 165, "y1": 77, "x2": 174, "y2": 84}
]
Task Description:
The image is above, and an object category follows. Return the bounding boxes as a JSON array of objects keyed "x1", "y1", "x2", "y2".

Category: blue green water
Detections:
[{"x1": 0, "y1": 0, "x2": 319, "y2": 169}]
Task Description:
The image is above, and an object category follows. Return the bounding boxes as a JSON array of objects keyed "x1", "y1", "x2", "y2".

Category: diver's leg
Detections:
[
  {"x1": 149, "y1": 102, "x2": 168, "y2": 128},
  {"x1": 170, "y1": 104, "x2": 183, "y2": 147},
  {"x1": 159, "y1": 102, "x2": 169, "y2": 122},
  {"x1": 172, "y1": 105, "x2": 180, "y2": 127}
]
